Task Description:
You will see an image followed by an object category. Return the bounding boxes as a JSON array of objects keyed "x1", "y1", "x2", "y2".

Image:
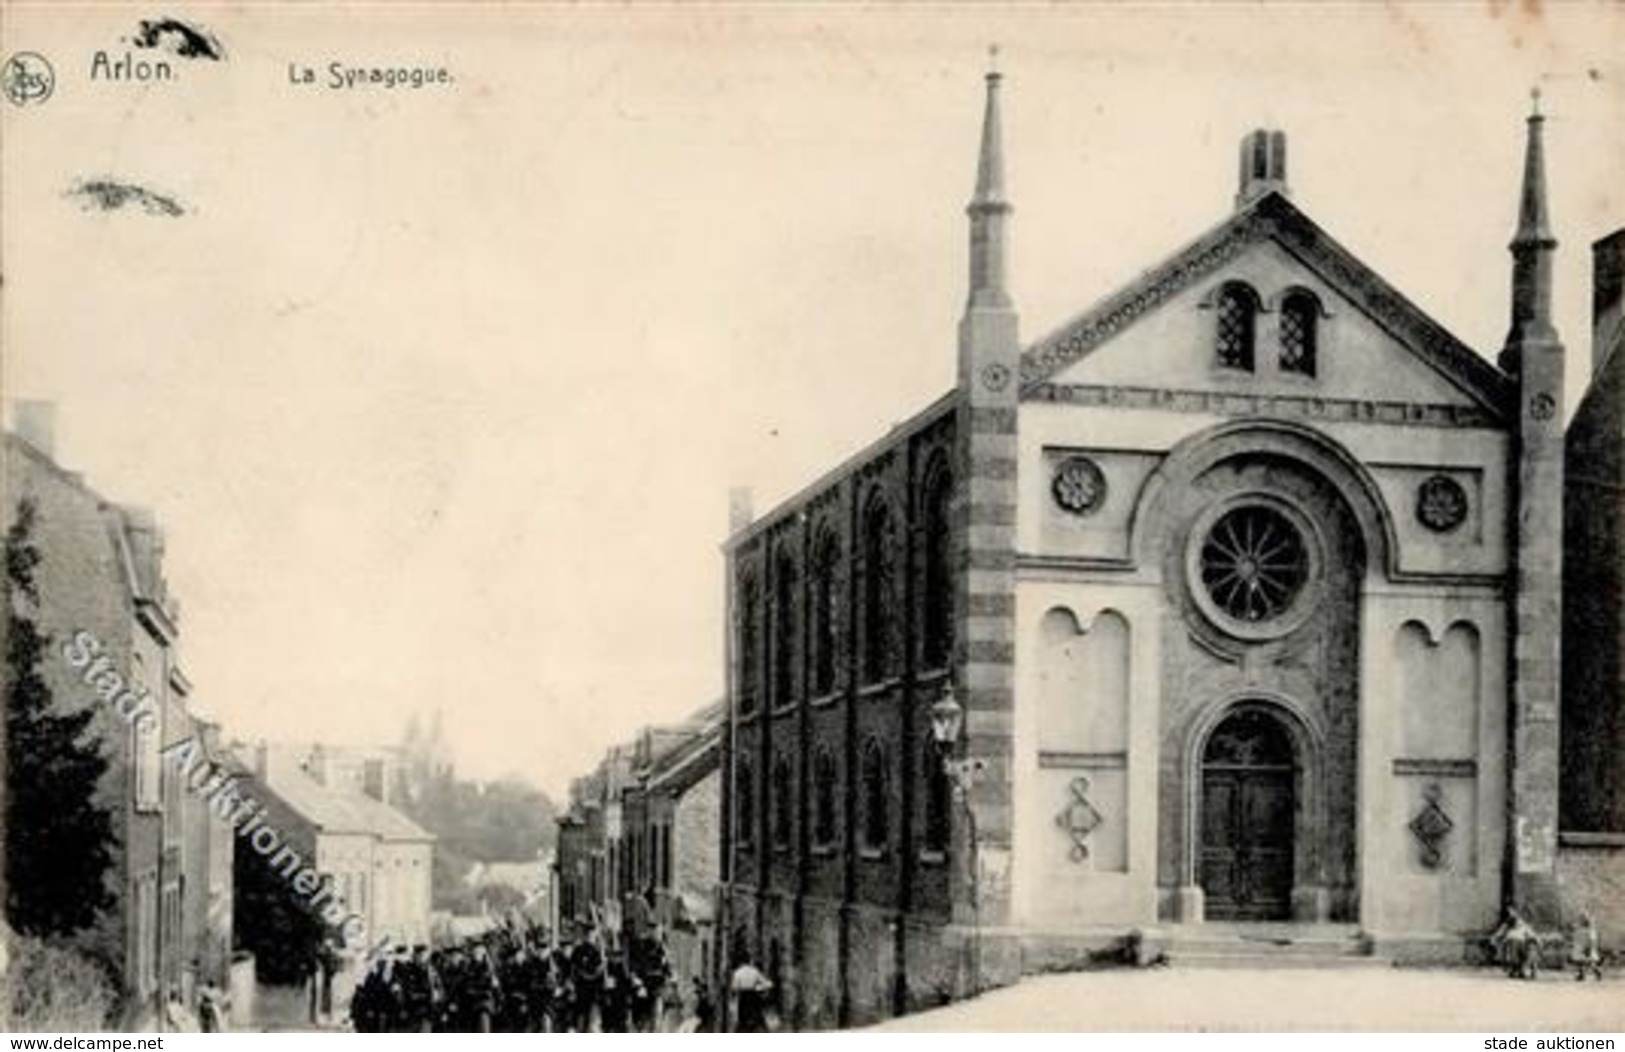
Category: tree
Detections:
[
  {"x1": 3, "y1": 498, "x2": 114, "y2": 936},
  {"x1": 230, "y1": 837, "x2": 331, "y2": 985}
]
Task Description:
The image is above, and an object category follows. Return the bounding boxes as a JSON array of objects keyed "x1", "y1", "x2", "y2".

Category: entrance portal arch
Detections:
[
  {"x1": 1199, "y1": 707, "x2": 1297, "y2": 920},
  {"x1": 1179, "y1": 696, "x2": 1334, "y2": 923}
]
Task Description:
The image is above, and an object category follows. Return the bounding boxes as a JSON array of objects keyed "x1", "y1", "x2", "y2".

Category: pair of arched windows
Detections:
[
  {"x1": 858, "y1": 736, "x2": 949, "y2": 856},
  {"x1": 862, "y1": 467, "x2": 954, "y2": 684},
  {"x1": 749, "y1": 745, "x2": 878, "y2": 855},
  {"x1": 1214, "y1": 283, "x2": 1320, "y2": 377},
  {"x1": 742, "y1": 739, "x2": 947, "y2": 859}
]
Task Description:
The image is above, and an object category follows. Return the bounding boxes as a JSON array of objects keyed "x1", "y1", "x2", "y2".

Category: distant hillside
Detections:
[{"x1": 402, "y1": 772, "x2": 558, "y2": 912}]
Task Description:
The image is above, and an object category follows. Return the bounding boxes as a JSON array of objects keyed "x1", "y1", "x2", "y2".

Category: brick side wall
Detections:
[
  {"x1": 1556, "y1": 843, "x2": 1625, "y2": 952},
  {"x1": 1562, "y1": 346, "x2": 1625, "y2": 834},
  {"x1": 673, "y1": 769, "x2": 719, "y2": 901},
  {"x1": 722, "y1": 402, "x2": 959, "y2": 1027}
]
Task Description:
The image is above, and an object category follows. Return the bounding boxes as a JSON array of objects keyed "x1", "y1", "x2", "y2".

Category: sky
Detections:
[{"x1": 3, "y1": 4, "x2": 1622, "y2": 799}]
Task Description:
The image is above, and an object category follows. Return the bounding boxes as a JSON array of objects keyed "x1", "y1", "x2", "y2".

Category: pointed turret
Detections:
[
  {"x1": 952, "y1": 52, "x2": 1020, "y2": 986},
  {"x1": 1500, "y1": 90, "x2": 1561, "y2": 373},
  {"x1": 1501, "y1": 90, "x2": 1567, "y2": 925},
  {"x1": 966, "y1": 53, "x2": 1012, "y2": 311}
]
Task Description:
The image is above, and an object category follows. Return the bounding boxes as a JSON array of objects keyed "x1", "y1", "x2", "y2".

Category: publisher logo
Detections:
[{"x1": 3, "y1": 51, "x2": 55, "y2": 107}]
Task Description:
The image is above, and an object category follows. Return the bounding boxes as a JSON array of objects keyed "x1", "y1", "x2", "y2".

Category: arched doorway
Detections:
[{"x1": 1199, "y1": 707, "x2": 1297, "y2": 920}]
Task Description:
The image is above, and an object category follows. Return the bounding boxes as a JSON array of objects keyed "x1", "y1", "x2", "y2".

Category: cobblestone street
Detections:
[{"x1": 869, "y1": 968, "x2": 1625, "y2": 1032}]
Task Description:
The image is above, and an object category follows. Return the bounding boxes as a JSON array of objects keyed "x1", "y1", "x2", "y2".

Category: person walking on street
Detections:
[{"x1": 729, "y1": 951, "x2": 774, "y2": 1033}]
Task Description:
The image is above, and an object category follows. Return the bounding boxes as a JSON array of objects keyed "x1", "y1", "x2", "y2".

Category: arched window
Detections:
[
  {"x1": 921, "y1": 465, "x2": 954, "y2": 671},
  {"x1": 810, "y1": 532, "x2": 841, "y2": 697},
  {"x1": 860, "y1": 739, "x2": 890, "y2": 852},
  {"x1": 923, "y1": 736, "x2": 951, "y2": 854},
  {"x1": 1279, "y1": 290, "x2": 1319, "y2": 376},
  {"x1": 812, "y1": 748, "x2": 838, "y2": 850},
  {"x1": 1214, "y1": 283, "x2": 1259, "y2": 371},
  {"x1": 736, "y1": 759, "x2": 755, "y2": 848},
  {"x1": 862, "y1": 498, "x2": 898, "y2": 684},
  {"x1": 739, "y1": 574, "x2": 760, "y2": 713},
  {"x1": 771, "y1": 755, "x2": 793, "y2": 851},
  {"x1": 773, "y1": 550, "x2": 800, "y2": 707}
]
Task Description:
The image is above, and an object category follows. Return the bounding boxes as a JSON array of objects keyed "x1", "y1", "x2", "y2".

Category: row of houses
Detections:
[
  {"x1": 553, "y1": 701, "x2": 722, "y2": 999},
  {"x1": 3, "y1": 407, "x2": 432, "y2": 1028}
]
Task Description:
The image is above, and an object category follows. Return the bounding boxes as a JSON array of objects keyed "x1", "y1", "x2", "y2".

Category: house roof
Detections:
[
  {"x1": 1019, "y1": 191, "x2": 1514, "y2": 417},
  {"x1": 646, "y1": 706, "x2": 723, "y2": 796},
  {"x1": 259, "y1": 764, "x2": 433, "y2": 842},
  {"x1": 723, "y1": 390, "x2": 958, "y2": 551}
]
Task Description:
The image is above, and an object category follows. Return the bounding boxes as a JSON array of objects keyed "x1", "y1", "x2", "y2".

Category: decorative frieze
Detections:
[
  {"x1": 1037, "y1": 750, "x2": 1128, "y2": 770},
  {"x1": 1018, "y1": 196, "x2": 1512, "y2": 421},
  {"x1": 1026, "y1": 381, "x2": 1496, "y2": 429},
  {"x1": 1391, "y1": 757, "x2": 1477, "y2": 778},
  {"x1": 1021, "y1": 216, "x2": 1263, "y2": 384}
]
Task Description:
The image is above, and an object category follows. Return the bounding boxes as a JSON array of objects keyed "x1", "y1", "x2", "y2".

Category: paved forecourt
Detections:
[{"x1": 867, "y1": 967, "x2": 1623, "y2": 1032}]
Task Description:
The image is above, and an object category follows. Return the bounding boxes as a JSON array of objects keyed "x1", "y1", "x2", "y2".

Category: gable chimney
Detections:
[
  {"x1": 1594, "y1": 229, "x2": 1625, "y2": 375},
  {"x1": 1236, "y1": 129, "x2": 1288, "y2": 209}
]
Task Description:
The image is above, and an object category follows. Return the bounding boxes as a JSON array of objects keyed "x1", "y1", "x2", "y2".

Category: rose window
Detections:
[{"x1": 1198, "y1": 506, "x2": 1309, "y2": 624}]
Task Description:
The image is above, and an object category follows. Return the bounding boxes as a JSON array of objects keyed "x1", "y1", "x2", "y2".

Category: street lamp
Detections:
[
  {"x1": 928, "y1": 685, "x2": 983, "y2": 795},
  {"x1": 928, "y1": 687, "x2": 964, "y2": 753}
]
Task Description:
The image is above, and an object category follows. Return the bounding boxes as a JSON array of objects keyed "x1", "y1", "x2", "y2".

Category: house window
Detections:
[
  {"x1": 860, "y1": 739, "x2": 890, "y2": 853},
  {"x1": 773, "y1": 550, "x2": 800, "y2": 707},
  {"x1": 810, "y1": 532, "x2": 841, "y2": 696},
  {"x1": 1215, "y1": 283, "x2": 1259, "y2": 371},
  {"x1": 862, "y1": 498, "x2": 899, "y2": 684},
  {"x1": 134, "y1": 714, "x2": 162, "y2": 810},
  {"x1": 736, "y1": 760, "x2": 755, "y2": 848},
  {"x1": 921, "y1": 465, "x2": 954, "y2": 671},
  {"x1": 811, "y1": 748, "x2": 838, "y2": 850},
  {"x1": 738, "y1": 574, "x2": 760, "y2": 713},
  {"x1": 1279, "y1": 290, "x2": 1319, "y2": 376}
]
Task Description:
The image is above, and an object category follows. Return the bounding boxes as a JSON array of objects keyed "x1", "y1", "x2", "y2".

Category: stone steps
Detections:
[{"x1": 1164, "y1": 924, "x2": 1386, "y2": 970}]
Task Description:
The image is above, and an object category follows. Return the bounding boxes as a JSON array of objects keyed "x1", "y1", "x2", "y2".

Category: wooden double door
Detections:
[{"x1": 1199, "y1": 709, "x2": 1296, "y2": 921}]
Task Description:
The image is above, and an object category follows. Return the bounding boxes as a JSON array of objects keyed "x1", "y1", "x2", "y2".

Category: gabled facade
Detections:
[
  {"x1": 239, "y1": 743, "x2": 435, "y2": 954},
  {"x1": 720, "y1": 71, "x2": 1622, "y2": 1028},
  {"x1": 3, "y1": 416, "x2": 226, "y2": 1026}
]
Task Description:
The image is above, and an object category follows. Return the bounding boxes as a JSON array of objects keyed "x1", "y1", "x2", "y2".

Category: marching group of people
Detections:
[
  {"x1": 338, "y1": 908, "x2": 1600, "y2": 1032},
  {"x1": 348, "y1": 922, "x2": 713, "y2": 1033}
]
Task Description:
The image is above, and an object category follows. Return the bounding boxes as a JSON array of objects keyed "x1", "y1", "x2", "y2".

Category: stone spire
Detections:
[
  {"x1": 1500, "y1": 89, "x2": 1561, "y2": 373},
  {"x1": 966, "y1": 48, "x2": 1012, "y2": 311},
  {"x1": 952, "y1": 52, "x2": 1020, "y2": 990},
  {"x1": 1501, "y1": 90, "x2": 1567, "y2": 925}
]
